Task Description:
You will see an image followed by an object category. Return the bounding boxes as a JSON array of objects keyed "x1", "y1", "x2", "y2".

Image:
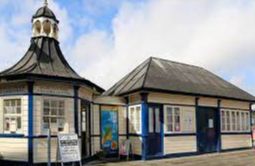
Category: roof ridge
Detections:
[
  {"x1": 141, "y1": 57, "x2": 153, "y2": 88},
  {"x1": 151, "y1": 56, "x2": 204, "y2": 69}
]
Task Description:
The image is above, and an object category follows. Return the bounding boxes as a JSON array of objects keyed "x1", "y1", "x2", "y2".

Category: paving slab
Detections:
[{"x1": 85, "y1": 150, "x2": 255, "y2": 166}]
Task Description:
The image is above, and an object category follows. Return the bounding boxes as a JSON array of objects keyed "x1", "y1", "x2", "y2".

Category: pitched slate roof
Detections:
[
  {"x1": 0, "y1": 37, "x2": 104, "y2": 93},
  {"x1": 33, "y1": 6, "x2": 59, "y2": 23},
  {"x1": 104, "y1": 57, "x2": 255, "y2": 101}
]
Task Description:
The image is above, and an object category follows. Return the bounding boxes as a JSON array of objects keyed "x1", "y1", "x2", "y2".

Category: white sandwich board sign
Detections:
[{"x1": 57, "y1": 134, "x2": 81, "y2": 165}]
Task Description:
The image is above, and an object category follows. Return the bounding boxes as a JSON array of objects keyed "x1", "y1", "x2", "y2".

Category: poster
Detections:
[
  {"x1": 58, "y1": 134, "x2": 81, "y2": 163},
  {"x1": 101, "y1": 110, "x2": 118, "y2": 153}
]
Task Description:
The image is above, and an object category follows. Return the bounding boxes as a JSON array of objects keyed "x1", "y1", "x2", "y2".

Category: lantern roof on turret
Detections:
[{"x1": 0, "y1": 1, "x2": 104, "y2": 93}]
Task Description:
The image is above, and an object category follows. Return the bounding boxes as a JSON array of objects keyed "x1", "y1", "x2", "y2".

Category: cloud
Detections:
[{"x1": 71, "y1": 0, "x2": 255, "y2": 95}]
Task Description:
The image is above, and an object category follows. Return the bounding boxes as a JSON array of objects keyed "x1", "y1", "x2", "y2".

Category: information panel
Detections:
[
  {"x1": 101, "y1": 110, "x2": 118, "y2": 153},
  {"x1": 58, "y1": 134, "x2": 81, "y2": 163}
]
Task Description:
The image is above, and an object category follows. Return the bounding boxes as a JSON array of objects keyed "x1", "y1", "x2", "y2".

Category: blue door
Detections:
[
  {"x1": 147, "y1": 105, "x2": 163, "y2": 156},
  {"x1": 197, "y1": 107, "x2": 219, "y2": 153}
]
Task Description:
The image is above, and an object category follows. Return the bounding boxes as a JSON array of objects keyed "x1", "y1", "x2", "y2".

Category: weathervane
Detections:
[{"x1": 44, "y1": 0, "x2": 48, "y2": 6}]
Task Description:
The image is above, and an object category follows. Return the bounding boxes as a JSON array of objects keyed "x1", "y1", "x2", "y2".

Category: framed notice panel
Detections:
[
  {"x1": 101, "y1": 110, "x2": 118, "y2": 153},
  {"x1": 57, "y1": 134, "x2": 81, "y2": 164}
]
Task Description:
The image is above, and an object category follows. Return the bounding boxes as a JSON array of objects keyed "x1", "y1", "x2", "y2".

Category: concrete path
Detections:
[{"x1": 86, "y1": 150, "x2": 255, "y2": 166}]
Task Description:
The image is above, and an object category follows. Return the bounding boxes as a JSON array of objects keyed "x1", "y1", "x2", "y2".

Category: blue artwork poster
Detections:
[{"x1": 101, "y1": 110, "x2": 118, "y2": 153}]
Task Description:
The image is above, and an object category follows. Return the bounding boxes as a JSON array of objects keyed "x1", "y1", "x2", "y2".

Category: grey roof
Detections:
[
  {"x1": 0, "y1": 37, "x2": 104, "y2": 92},
  {"x1": 32, "y1": 6, "x2": 59, "y2": 23},
  {"x1": 104, "y1": 57, "x2": 255, "y2": 101}
]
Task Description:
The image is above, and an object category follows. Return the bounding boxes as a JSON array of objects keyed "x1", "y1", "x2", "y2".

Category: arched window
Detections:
[
  {"x1": 53, "y1": 24, "x2": 58, "y2": 38},
  {"x1": 33, "y1": 20, "x2": 41, "y2": 34},
  {"x1": 43, "y1": 20, "x2": 51, "y2": 35}
]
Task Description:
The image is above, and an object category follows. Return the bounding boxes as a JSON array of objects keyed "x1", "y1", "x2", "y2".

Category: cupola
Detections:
[{"x1": 32, "y1": 0, "x2": 59, "y2": 40}]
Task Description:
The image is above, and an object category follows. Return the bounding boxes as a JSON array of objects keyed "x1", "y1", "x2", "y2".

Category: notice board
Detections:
[{"x1": 58, "y1": 134, "x2": 81, "y2": 163}]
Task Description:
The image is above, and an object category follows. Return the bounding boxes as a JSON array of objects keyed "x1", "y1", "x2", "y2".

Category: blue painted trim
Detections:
[
  {"x1": 28, "y1": 81, "x2": 34, "y2": 165},
  {"x1": 0, "y1": 134, "x2": 24, "y2": 138},
  {"x1": 221, "y1": 132, "x2": 251, "y2": 135},
  {"x1": 125, "y1": 97, "x2": 129, "y2": 139},
  {"x1": 148, "y1": 102, "x2": 195, "y2": 107},
  {"x1": 73, "y1": 85, "x2": 80, "y2": 134},
  {"x1": 249, "y1": 103, "x2": 253, "y2": 148},
  {"x1": 195, "y1": 97, "x2": 199, "y2": 153},
  {"x1": 164, "y1": 133, "x2": 196, "y2": 137},
  {"x1": 221, "y1": 147, "x2": 252, "y2": 152},
  {"x1": 216, "y1": 99, "x2": 222, "y2": 152},
  {"x1": 141, "y1": 93, "x2": 148, "y2": 160}
]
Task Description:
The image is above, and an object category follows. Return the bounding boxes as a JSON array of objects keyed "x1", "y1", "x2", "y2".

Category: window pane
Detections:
[
  {"x1": 167, "y1": 107, "x2": 173, "y2": 132},
  {"x1": 51, "y1": 108, "x2": 57, "y2": 116},
  {"x1": 241, "y1": 112, "x2": 245, "y2": 131},
  {"x1": 155, "y1": 108, "x2": 160, "y2": 133},
  {"x1": 221, "y1": 111, "x2": 225, "y2": 131},
  {"x1": 232, "y1": 112, "x2": 236, "y2": 131},
  {"x1": 51, "y1": 117, "x2": 57, "y2": 123},
  {"x1": 174, "y1": 108, "x2": 180, "y2": 132},
  {"x1": 136, "y1": 107, "x2": 141, "y2": 132},
  {"x1": 59, "y1": 109, "x2": 64, "y2": 116},
  {"x1": 236, "y1": 112, "x2": 240, "y2": 131},
  {"x1": 44, "y1": 108, "x2": 50, "y2": 116},
  {"x1": 4, "y1": 118, "x2": 10, "y2": 131},
  {"x1": 149, "y1": 108, "x2": 154, "y2": 133},
  {"x1": 246, "y1": 113, "x2": 249, "y2": 131},
  {"x1": 17, "y1": 117, "x2": 21, "y2": 129},
  {"x1": 226, "y1": 111, "x2": 230, "y2": 131},
  {"x1": 51, "y1": 100, "x2": 57, "y2": 108}
]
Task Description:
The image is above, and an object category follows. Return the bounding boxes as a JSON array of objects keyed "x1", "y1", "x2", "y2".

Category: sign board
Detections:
[
  {"x1": 101, "y1": 110, "x2": 118, "y2": 153},
  {"x1": 57, "y1": 134, "x2": 81, "y2": 163}
]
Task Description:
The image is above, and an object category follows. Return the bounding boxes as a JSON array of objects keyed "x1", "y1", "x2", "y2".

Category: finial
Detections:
[{"x1": 44, "y1": 0, "x2": 48, "y2": 7}]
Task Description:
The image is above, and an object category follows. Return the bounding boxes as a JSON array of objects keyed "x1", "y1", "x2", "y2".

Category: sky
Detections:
[{"x1": 0, "y1": 0, "x2": 255, "y2": 94}]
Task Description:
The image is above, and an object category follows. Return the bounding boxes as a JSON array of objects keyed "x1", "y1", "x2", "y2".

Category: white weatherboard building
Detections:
[{"x1": 0, "y1": 2, "x2": 254, "y2": 166}]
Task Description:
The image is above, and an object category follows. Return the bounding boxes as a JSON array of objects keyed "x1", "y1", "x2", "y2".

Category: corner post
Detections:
[
  {"x1": 195, "y1": 97, "x2": 199, "y2": 153},
  {"x1": 27, "y1": 81, "x2": 34, "y2": 165},
  {"x1": 249, "y1": 103, "x2": 254, "y2": 148},
  {"x1": 141, "y1": 93, "x2": 148, "y2": 160},
  {"x1": 216, "y1": 99, "x2": 222, "y2": 152},
  {"x1": 124, "y1": 97, "x2": 129, "y2": 139},
  {"x1": 73, "y1": 85, "x2": 80, "y2": 135}
]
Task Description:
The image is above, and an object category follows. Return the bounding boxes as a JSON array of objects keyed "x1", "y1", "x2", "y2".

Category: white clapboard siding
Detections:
[
  {"x1": 221, "y1": 134, "x2": 252, "y2": 150},
  {"x1": 164, "y1": 136, "x2": 197, "y2": 154},
  {"x1": 130, "y1": 136, "x2": 142, "y2": 155},
  {"x1": 79, "y1": 86, "x2": 93, "y2": 101},
  {"x1": 92, "y1": 105, "x2": 100, "y2": 136},
  {"x1": 118, "y1": 106, "x2": 127, "y2": 135},
  {"x1": 198, "y1": 97, "x2": 218, "y2": 107},
  {"x1": 33, "y1": 96, "x2": 42, "y2": 135},
  {"x1": 91, "y1": 137, "x2": 101, "y2": 155},
  {"x1": 129, "y1": 93, "x2": 141, "y2": 105},
  {"x1": 33, "y1": 138, "x2": 58, "y2": 163},
  {"x1": 0, "y1": 138, "x2": 28, "y2": 161},
  {"x1": 148, "y1": 93, "x2": 195, "y2": 105},
  {"x1": 221, "y1": 99, "x2": 250, "y2": 110}
]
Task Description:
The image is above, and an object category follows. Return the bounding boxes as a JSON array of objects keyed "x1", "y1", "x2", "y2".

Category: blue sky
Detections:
[{"x1": 0, "y1": 0, "x2": 255, "y2": 95}]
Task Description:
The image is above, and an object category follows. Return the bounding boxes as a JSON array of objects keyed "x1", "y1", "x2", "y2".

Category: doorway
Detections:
[
  {"x1": 197, "y1": 107, "x2": 219, "y2": 153},
  {"x1": 81, "y1": 101, "x2": 90, "y2": 158},
  {"x1": 147, "y1": 105, "x2": 163, "y2": 156}
]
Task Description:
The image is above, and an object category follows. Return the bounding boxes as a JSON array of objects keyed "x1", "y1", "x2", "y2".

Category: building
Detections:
[
  {"x1": 0, "y1": 1, "x2": 255, "y2": 165},
  {"x1": 0, "y1": 2, "x2": 103, "y2": 165},
  {"x1": 102, "y1": 57, "x2": 255, "y2": 160}
]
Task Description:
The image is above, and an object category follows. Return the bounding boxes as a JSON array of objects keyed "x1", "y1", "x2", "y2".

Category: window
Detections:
[
  {"x1": 232, "y1": 112, "x2": 236, "y2": 131},
  {"x1": 3, "y1": 99, "x2": 22, "y2": 134},
  {"x1": 128, "y1": 105, "x2": 141, "y2": 133},
  {"x1": 221, "y1": 111, "x2": 225, "y2": 131},
  {"x1": 43, "y1": 99, "x2": 65, "y2": 134},
  {"x1": 165, "y1": 106, "x2": 181, "y2": 133},
  {"x1": 221, "y1": 109, "x2": 250, "y2": 132}
]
